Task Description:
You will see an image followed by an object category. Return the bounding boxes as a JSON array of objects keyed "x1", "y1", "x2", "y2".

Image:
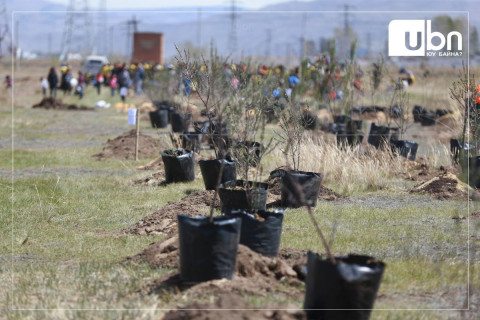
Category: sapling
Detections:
[
  {"x1": 368, "y1": 57, "x2": 385, "y2": 108},
  {"x1": 175, "y1": 45, "x2": 234, "y2": 159},
  {"x1": 450, "y1": 64, "x2": 478, "y2": 155},
  {"x1": 175, "y1": 46, "x2": 239, "y2": 220},
  {"x1": 226, "y1": 69, "x2": 279, "y2": 207},
  {"x1": 276, "y1": 102, "x2": 306, "y2": 171},
  {"x1": 389, "y1": 85, "x2": 412, "y2": 141}
]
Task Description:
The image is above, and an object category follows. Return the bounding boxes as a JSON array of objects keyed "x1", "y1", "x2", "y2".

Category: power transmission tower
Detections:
[
  {"x1": 0, "y1": 0, "x2": 11, "y2": 57},
  {"x1": 126, "y1": 15, "x2": 139, "y2": 61},
  {"x1": 366, "y1": 32, "x2": 371, "y2": 58},
  {"x1": 265, "y1": 28, "x2": 271, "y2": 58},
  {"x1": 197, "y1": 8, "x2": 202, "y2": 49},
  {"x1": 300, "y1": 13, "x2": 306, "y2": 60},
  {"x1": 60, "y1": 0, "x2": 93, "y2": 60},
  {"x1": 228, "y1": 0, "x2": 238, "y2": 58},
  {"x1": 94, "y1": 0, "x2": 107, "y2": 55}
]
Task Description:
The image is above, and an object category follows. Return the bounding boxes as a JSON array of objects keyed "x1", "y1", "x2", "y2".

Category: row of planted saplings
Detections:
[
  {"x1": 160, "y1": 139, "x2": 386, "y2": 320},
  {"x1": 149, "y1": 100, "x2": 192, "y2": 133},
  {"x1": 329, "y1": 115, "x2": 419, "y2": 161}
]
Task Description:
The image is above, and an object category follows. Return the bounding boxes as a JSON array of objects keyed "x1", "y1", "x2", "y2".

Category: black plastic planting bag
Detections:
[
  {"x1": 390, "y1": 140, "x2": 419, "y2": 161},
  {"x1": 420, "y1": 113, "x2": 437, "y2": 126},
  {"x1": 302, "y1": 112, "x2": 318, "y2": 130},
  {"x1": 199, "y1": 159, "x2": 237, "y2": 190},
  {"x1": 161, "y1": 149, "x2": 195, "y2": 183},
  {"x1": 181, "y1": 132, "x2": 202, "y2": 153},
  {"x1": 178, "y1": 215, "x2": 241, "y2": 282},
  {"x1": 304, "y1": 252, "x2": 386, "y2": 320},
  {"x1": 171, "y1": 113, "x2": 192, "y2": 133},
  {"x1": 219, "y1": 180, "x2": 269, "y2": 212},
  {"x1": 227, "y1": 209, "x2": 284, "y2": 257},
  {"x1": 149, "y1": 109, "x2": 169, "y2": 128},
  {"x1": 412, "y1": 105, "x2": 426, "y2": 122},
  {"x1": 367, "y1": 123, "x2": 390, "y2": 149},
  {"x1": 281, "y1": 171, "x2": 323, "y2": 208},
  {"x1": 337, "y1": 132, "x2": 364, "y2": 147}
]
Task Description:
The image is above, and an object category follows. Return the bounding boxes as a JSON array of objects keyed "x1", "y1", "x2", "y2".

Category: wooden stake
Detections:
[{"x1": 135, "y1": 106, "x2": 139, "y2": 161}]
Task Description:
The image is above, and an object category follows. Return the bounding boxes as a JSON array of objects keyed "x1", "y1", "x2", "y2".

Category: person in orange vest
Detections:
[{"x1": 475, "y1": 84, "x2": 480, "y2": 106}]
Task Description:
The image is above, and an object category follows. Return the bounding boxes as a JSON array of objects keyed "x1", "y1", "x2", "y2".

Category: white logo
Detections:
[{"x1": 388, "y1": 20, "x2": 463, "y2": 57}]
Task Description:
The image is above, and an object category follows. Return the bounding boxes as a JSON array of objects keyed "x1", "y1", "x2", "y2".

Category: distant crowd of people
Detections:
[{"x1": 42, "y1": 61, "x2": 154, "y2": 103}]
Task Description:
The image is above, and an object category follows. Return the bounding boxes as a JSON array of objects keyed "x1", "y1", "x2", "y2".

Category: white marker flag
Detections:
[{"x1": 128, "y1": 109, "x2": 137, "y2": 125}]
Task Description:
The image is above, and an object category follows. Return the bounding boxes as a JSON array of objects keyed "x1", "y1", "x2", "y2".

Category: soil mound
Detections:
[
  {"x1": 410, "y1": 173, "x2": 470, "y2": 200},
  {"x1": 122, "y1": 190, "x2": 218, "y2": 235},
  {"x1": 162, "y1": 292, "x2": 305, "y2": 320},
  {"x1": 32, "y1": 97, "x2": 92, "y2": 110},
  {"x1": 136, "y1": 157, "x2": 164, "y2": 171},
  {"x1": 133, "y1": 171, "x2": 165, "y2": 186},
  {"x1": 141, "y1": 243, "x2": 304, "y2": 299},
  {"x1": 92, "y1": 130, "x2": 163, "y2": 160}
]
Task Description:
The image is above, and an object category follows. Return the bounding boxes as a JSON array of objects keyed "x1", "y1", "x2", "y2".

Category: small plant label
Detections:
[{"x1": 128, "y1": 109, "x2": 137, "y2": 125}]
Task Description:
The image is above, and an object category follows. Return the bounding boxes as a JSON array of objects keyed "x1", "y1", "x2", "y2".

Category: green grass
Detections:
[{"x1": 0, "y1": 87, "x2": 478, "y2": 319}]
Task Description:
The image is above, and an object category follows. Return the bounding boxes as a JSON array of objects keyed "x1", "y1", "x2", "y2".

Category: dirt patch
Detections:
[
  {"x1": 92, "y1": 130, "x2": 164, "y2": 160},
  {"x1": 32, "y1": 97, "x2": 92, "y2": 111},
  {"x1": 136, "y1": 157, "x2": 164, "y2": 171},
  {"x1": 133, "y1": 171, "x2": 165, "y2": 186},
  {"x1": 125, "y1": 235, "x2": 179, "y2": 268},
  {"x1": 162, "y1": 292, "x2": 305, "y2": 320},
  {"x1": 142, "y1": 243, "x2": 304, "y2": 300},
  {"x1": 451, "y1": 211, "x2": 480, "y2": 221},
  {"x1": 410, "y1": 173, "x2": 471, "y2": 200},
  {"x1": 122, "y1": 190, "x2": 219, "y2": 235},
  {"x1": 267, "y1": 177, "x2": 346, "y2": 202}
]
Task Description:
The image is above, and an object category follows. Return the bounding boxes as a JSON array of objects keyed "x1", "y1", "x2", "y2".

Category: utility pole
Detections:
[
  {"x1": 96, "y1": 0, "x2": 107, "y2": 55},
  {"x1": 126, "y1": 15, "x2": 139, "y2": 61},
  {"x1": 228, "y1": 0, "x2": 238, "y2": 59},
  {"x1": 15, "y1": 20, "x2": 19, "y2": 70},
  {"x1": 197, "y1": 8, "x2": 202, "y2": 49},
  {"x1": 0, "y1": 0, "x2": 10, "y2": 57},
  {"x1": 48, "y1": 33, "x2": 52, "y2": 58},
  {"x1": 60, "y1": 0, "x2": 93, "y2": 60},
  {"x1": 265, "y1": 28, "x2": 271, "y2": 58},
  {"x1": 109, "y1": 25, "x2": 114, "y2": 58},
  {"x1": 341, "y1": 4, "x2": 350, "y2": 59},
  {"x1": 366, "y1": 32, "x2": 371, "y2": 59}
]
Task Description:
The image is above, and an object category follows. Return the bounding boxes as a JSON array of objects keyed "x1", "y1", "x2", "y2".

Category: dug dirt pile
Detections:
[
  {"x1": 93, "y1": 130, "x2": 164, "y2": 160},
  {"x1": 122, "y1": 190, "x2": 219, "y2": 235},
  {"x1": 135, "y1": 242, "x2": 304, "y2": 299},
  {"x1": 32, "y1": 97, "x2": 92, "y2": 110},
  {"x1": 162, "y1": 292, "x2": 305, "y2": 320},
  {"x1": 410, "y1": 173, "x2": 470, "y2": 200},
  {"x1": 133, "y1": 171, "x2": 165, "y2": 186}
]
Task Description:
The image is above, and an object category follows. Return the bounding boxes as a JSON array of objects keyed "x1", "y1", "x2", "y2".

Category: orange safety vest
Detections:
[{"x1": 476, "y1": 85, "x2": 480, "y2": 104}]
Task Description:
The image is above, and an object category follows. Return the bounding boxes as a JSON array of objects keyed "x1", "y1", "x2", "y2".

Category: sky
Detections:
[{"x1": 46, "y1": 0, "x2": 306, "y2": 10}]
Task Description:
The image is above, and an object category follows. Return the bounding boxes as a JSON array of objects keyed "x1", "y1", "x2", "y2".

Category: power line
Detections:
[
  {"x1": 197, "y1": 8, "x2": 202, "y2": 49},
  {"x1": 0, "y1": 0, "x2": 11, "y2": 57},
  {"x1": 60, "y1": 0, "x2": 93, "y2": 60},
  {"x1": 94, "y1": 0, "x2": 107, "y2": 56},
  {"x1": 265, "y1": 28, "x2": 271, "y2": 58},
  {"x1": 228, "y1": 0, "x2": 238, "y2": 58},
  {"x1": 126, "y1": 15, "x2": 139, "y2": 61}
]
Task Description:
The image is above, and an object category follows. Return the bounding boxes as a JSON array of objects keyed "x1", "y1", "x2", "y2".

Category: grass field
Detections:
[{"x1": 0, "y1": 58, "x2": 479, "y2": 319}]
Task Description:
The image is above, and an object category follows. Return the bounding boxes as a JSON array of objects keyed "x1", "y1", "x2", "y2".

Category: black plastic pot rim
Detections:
[
  {"x1": 226, "y1": 208, "x2": 285, "y2": 220},
  {"x1": 287, "y1": 170, "x2": 323, "y2": 178},
  {"x1": 177, "y1": 214, "x2": 240, "y2": 226},
  {"x1": 160, "y1": 148, "x2": 193, "y2": 158},
  {"x1": 220, "y1": 179, "x2": 269, "y2": 190},
  {"x1": 199, "y1": 158, "x2": 235, "y2": 165},
  {"x1": 309, "y1": 251, "x2": 386, "y2": 269}
]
